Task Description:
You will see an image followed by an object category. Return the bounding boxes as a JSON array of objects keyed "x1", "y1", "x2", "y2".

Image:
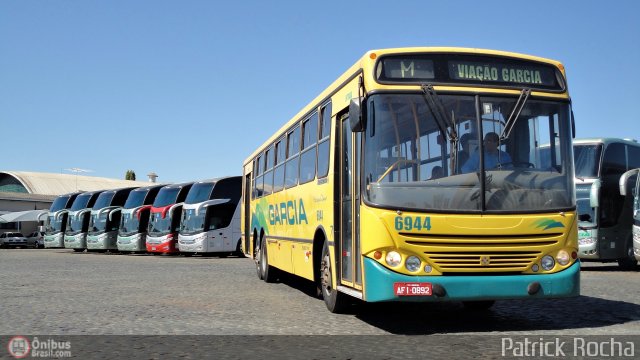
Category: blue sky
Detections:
[{"x1": 1, "y1": 0, "x2": 638, "y2": 183}]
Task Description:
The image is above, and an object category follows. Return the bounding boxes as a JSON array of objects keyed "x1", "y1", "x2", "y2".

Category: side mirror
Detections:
[
  {"x1": 349, "y1": 97, "x2": 366, "y2": 132},
  {"x1": 589, "y1": 179, "x2": 601, "y2": 208}
]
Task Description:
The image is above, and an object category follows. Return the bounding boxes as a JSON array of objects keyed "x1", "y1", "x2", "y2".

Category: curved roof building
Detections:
[{"x1": 0, "y1": 171, "x2": 150, "y2": 196}]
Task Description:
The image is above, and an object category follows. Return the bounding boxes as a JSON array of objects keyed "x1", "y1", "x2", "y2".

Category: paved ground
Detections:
[
  {"x1": 1, "y1": 248, "x2": 639, "y2": 337},
  {"x1": 0, "y1": 249, "x2": 640, "y2": 359}
]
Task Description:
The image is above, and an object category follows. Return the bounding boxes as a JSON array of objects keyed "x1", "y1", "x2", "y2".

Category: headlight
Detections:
[
  {"x1": 405, "y1": 256, "x2": 421, "y2": 272},
  {"x1": 541, "y1": 255, "x2": 555, "y2": 270},
  {"x1": 385, "y1": 251, "x2": 402, "y2": 267},
  {"x1": 556, "y1": 250, "x2": 570, "y2": 266}
]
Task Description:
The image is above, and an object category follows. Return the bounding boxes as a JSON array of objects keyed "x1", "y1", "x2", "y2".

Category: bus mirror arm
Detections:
[
  {"x1": 108, "y1": 208, "x2": 122, "y2": 222},
  {"x1": 590, "y1": 179, "x2": 601, "y2": 208},
  {"x1": 98, "y1": 206, "x2": 121, "y2": 217},
  {"x1": 132, "y1": 205, "x2": 153, "y2": 220},
  {"x1": 54, "y1": 209, "x2": 69, "y2": 221},
  {"x1": 619, "y1": 169, "x2": 639, "y2": 196},
  {"x1": 37, "y1": 211, "x2": 49, "y2": 222},
  {"x1": 168, "y1": 203, "x2": 184, "y2": 218},
  {"x1": 195, "y1": 199, "x2": 230, "y2": 217},
  {"x1": 74, "y1": 209, "x2": 91, "y2": 220}
]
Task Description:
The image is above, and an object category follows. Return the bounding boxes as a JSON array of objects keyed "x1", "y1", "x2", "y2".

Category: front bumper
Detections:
[
  {"x1": 64, "y1": 234, "x2": 86, "y2": 249},
  {"x1": 86, "y1": 233, "x2": 118, "y2": 250},
  {"x1": 44, "y1": 233, "x2": 65, "y2": 248},
  {"x1": 117, "y1": 233, "x2": 146, "y2": 252},
  {"x1": 363, "y1": 258, "x2": 580, "y2": 302}
]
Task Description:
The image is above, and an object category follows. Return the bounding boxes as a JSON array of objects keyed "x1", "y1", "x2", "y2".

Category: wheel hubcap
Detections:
[{"x1": 321, "y1": 253, "x2": 332, "y2": 295}]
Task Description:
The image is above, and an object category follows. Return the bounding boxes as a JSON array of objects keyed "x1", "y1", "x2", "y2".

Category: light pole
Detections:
[{"x1": 64, "y1": 168, "x2": 93, "y2": 191}]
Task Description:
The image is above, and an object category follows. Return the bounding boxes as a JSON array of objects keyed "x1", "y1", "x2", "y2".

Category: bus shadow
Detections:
[
  {"x1": 275, "y1": 272, "x2": 640, "y2": 334},
  {"x1": 580, "y1": 265, "x2": 639, "y2": 272},
  {"x1": 353, "y1": 296, "x2": 640, "y2": 335}
]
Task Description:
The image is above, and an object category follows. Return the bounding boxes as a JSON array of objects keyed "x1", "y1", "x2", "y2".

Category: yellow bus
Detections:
[{"x1": 241, "y1": 47, "x2": 580, "y2": 313}]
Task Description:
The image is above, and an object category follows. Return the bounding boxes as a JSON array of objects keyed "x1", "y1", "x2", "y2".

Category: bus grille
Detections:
[{"x1": 401, "y1": 232, "x2": 561, "y2": 272}]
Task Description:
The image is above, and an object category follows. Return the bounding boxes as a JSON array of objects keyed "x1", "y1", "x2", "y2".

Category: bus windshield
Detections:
[
  {"x1": 363, "y1": 93, "x2": 574, "y2": 212},
  {"x1": 185, "y1": 183, "x2": 214, "y2": 204},
  {"x1": 153, "y1": 188, "x2": 180, "y2": 208},
  {"x1": 574, "y1": 144, "x2": 602, "y2": 179},
  {"x1": 49, "y1": 195, "x2": 70, "y2": 212},
  {"x1": 180, "y1": 208, "x2": 205, "y2": 234},
  {"x1": 45, "y1": 215, "x2": 63, "y2": 233},
  {"x1": 148, "y1": 212, "x2": 173, "y2": 236},
  {"x1": 70, "y1": 194, "x2": 92, "y2": 211},
  {"x1": 123, "y1": 189, "x2": 147, "y2": 209},
  {"x1": 67, "y1": 214, "x2": 85, "y2": 235},
  {"x1": 89, "y1": 213, "x2": 108, "y2": 234},
  {"x1": 92, "y1": 192, "x2": 115, "y2": 210},
  {"x1": 119, "y1": 211, "x2": 140, "y2": 235}
]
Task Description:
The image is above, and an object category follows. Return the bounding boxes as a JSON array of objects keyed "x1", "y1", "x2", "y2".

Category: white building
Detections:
[{"x1": 0, "y1": 171, "x2": 149, "y2": 236}]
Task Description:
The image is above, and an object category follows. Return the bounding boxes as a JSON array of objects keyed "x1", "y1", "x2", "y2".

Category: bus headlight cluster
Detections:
[
  {"x1": 405, "y1": 256, "x2": 421, "y2": 272},
  {"x1": 556, "y1": 250, "x2": 570, "y2": 266},
  {"x1": 385, "y1": 251, "x2": 402, "y2": 267},
  {"x1": 541, "y1": 255, "x2": 555, "y2": 271}
]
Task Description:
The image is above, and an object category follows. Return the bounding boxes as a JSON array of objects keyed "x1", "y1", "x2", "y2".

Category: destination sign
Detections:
[
  {"x1": 449, "y1": 61, "x2": 557, "y2": 87},
  {"x1": 375, "y1": 54, "x2": 563, "y2": 90}
]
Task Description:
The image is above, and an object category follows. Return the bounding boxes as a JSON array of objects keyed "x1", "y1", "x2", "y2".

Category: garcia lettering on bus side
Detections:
[{"x1": 268, "y1": 199, "x2": 308, "y2": 226}]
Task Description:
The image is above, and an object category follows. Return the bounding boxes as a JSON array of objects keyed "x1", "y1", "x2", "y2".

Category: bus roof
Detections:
[
  {"x1": 573, "y1": 138, "x2": 639, "y2": 146},
  {"x1": 242, "y1": 46, "x2": 566, "y2": 166}
]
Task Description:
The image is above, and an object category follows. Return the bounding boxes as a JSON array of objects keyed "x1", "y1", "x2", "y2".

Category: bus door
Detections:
[
  {"x1": 340, "y1": 116, "x2": 363, "y2": 289},
  {"x1": 243, "y1": 172, "x2": 251, "y2": 254}
]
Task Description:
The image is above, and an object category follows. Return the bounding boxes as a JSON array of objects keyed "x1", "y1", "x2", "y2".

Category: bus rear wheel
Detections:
[
  {"x1": 320, "y1": 242, "x2": 350, "y2": 313},
  {"x1": 462, "y1": 300, "x2": 495, "y2": 311},
  {"x1": 260, "y1": 238, "x2": 277, "y2": 283}
]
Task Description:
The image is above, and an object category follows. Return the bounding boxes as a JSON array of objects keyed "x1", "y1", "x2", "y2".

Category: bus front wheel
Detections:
[
  {"x1": 260, "y1": 238, "x2": 277, "y2": 283},
  {"x1": 618, "y1": 240, "x2": 638, "y2": 270},
  {"x1": 320, "y1": 242, "x2": 350, "y2": 313}
]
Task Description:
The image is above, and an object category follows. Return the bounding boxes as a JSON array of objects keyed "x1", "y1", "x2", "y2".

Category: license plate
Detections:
[
  {"x1": 151, "y1": 247, "x2": 156, "y2": 251},
  {"x1": 394, "y1": 282, "x2": 432, "y2": 296}
]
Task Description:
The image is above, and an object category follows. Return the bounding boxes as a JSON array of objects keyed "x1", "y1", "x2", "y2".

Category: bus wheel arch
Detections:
[{"x1": 316, "y1": 230, "x2": 350, "y2": 313}]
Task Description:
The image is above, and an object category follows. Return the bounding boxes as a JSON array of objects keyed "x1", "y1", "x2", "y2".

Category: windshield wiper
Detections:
[
  {"x1": 500, "y1": 88, "x2": 530, "y2": 141},
  {"x1": 421, "y1": 84, "x2": 457, "y2": 142}
]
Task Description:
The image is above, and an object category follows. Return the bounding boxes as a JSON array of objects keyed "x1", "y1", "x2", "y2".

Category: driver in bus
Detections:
[{"x1": 461, "y1": 132, "x2": 512, "y2": 172}]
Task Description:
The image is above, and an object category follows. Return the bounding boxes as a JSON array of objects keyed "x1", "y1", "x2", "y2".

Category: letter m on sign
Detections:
[{"x1": 401, "y1": 61, "x2": 414, "y2": 78}]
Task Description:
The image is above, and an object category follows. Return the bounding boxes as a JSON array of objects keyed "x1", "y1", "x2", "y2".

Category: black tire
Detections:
[
  {"x1": 462, "y1": 300, "x2": 495, "y2": 310},
  {"x1": 234, "y1": 239, "x2": 245, "y2": 258},
  {"x1": 260, "y1": 237, "x2": 277, "y2": 283},
  {"x1": 618, "y1": 240, "x2": 638, "y2": 270},
  {"x1": 72, "y1": 248, "x2": 84, "y2": 253},
  {"x1": 255, "y1": 238, "x2": 263, "y2": 280},
  {"x1": 320, "y1": 242, "x2": 350, "y2": 313}
]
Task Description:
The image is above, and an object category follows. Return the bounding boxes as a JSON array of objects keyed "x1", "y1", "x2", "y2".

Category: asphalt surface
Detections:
[{"x1": 0, "y1": 249, "x2": 639, "y2": 359}]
